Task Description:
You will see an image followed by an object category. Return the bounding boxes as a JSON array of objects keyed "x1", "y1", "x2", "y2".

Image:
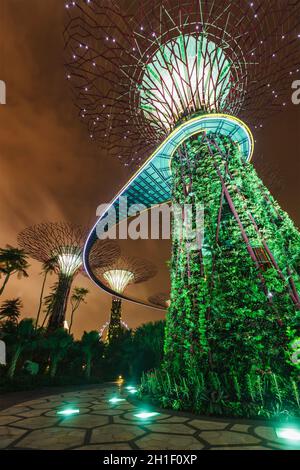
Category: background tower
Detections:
[
  {"x1": 18, "y1": 222, "x2": 120, "y2": 330},
  {"x1": 96, "y1": 256, "x2": 157, "y2": 342},
  {"x1": 65, "y1": 0, "x2": 300, "y2": 414}
]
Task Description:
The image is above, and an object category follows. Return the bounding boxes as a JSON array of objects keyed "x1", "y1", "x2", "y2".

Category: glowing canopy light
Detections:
[
  {"x1": 57, "y1": 247, "x2": 82, "y2": 276},
  {"x1": 103, "y1": 269, "x2": 134, "y2": 293},
  {"x1": 140, "y1": 34, "x2": 241, "y2": 132}
]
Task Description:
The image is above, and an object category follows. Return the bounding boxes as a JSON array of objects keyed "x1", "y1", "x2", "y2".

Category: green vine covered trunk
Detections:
[
  {"x1": 47, "y1": 273, "x2": 73, "y2": 331},
  {"x1": 141, "y1": 133, "x2": 300, "y2": 417}
]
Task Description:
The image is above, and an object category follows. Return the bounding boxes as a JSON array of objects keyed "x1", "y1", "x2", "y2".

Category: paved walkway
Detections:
[{"x1": 0, "y1": 383, "x2": 299, "y2": 450}]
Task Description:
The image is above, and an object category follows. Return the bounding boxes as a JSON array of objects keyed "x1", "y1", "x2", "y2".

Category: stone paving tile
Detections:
[
  {"x1": 92, "y1": 403, "x2": 113, "y2": 410},
  {"x1": 14, "y1": 409, "x2": 46, "y2": 418},
  {"x1": 0, "y1": 426, "x2": 27, "y2": 449},
  {"x1": 13, "y1": 416, "x2": 59, "y2": 430},
  {"x1": 16, "y1": 427, "x2": 86, "y2": 450},
  {"x1": 201, "y1": 430, "x2": 260, "y2": 445},
  {"x1": 230, "y1": 424, "x2": 251, "y2": 433},
  {"x1": 162, "y1": 416, "x2": 189, "y2": 423},
  {"x1": 29, "y1": 402, "x2": 62, "y2": 409},
  {"x1": 189, "y1": 419, "x2": 228, "y2": 430},
  {"x1": 92, "y1": 409, "x2": 125, "y2": 416},
  {"x1": 91, "y1": 424, "x2": 145, "y2": 443},
  {"x1": 253, "y1": 426, "x2": 282, "y2": 443},
  {"x1": 18, "y1": 399, "x2": 48, "y2": 407},
  {"x1": 145, "y1": 423, "x2": 196, "y2": 435},
  {"x1": 136, "y1": 433, "x2": 204, "y2": 450},
  {"x1": 63, "y1": 397, "x2": 94, "y2": 403},
  {"x1": 59, "y1": 414, "x2": 109, "y2": 428},
  {"x1": 0, "y1": 415, "x2": 22, "y2": 425},
  {"x1": 0, "y1": 386, "x2": 295, "y2": 450},
  {"x1": 0, "y1": 406, "x2": 31, "y2": 415}
]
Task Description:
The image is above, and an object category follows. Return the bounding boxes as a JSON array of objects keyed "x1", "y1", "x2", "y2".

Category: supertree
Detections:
[
  {"x1": 95, "y1": 256, "x2": 157, "y2": 342},
  {"x1": 18, "y1": 222, "x2": 120, "y2": 330},
  {"x1": 148, "y1": 292, "x2": 170, "y2": 309},
  {"x1": 65, "y1": 1, "x2": 300, "y2": 414},
  {"x1": 99, "y1": 318, "x2": 129, "y2": 342}
]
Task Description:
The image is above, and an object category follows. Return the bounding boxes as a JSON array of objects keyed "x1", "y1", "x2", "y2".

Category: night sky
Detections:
[{"x1": 1, "y1": 0, "x2": 299, "y2": 338}]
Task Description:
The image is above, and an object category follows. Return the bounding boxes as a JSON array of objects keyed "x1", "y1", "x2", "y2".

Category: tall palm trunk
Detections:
[
  {"x1": 36, "y1": 271, "x2": 48, "y2": 329},
  {"x1": 0, "y1": 273, "x2": 10, "y2": 296},
  {"x1": 7, "y1": 346, "x2": 22, "y2": 379},
  {"x1": 69, "y1": 307, "x2": 76, "y2": 333}
]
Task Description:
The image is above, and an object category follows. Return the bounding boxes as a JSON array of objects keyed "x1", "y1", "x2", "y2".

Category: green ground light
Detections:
[
  {"x1": 134, "y1": 411, "x2": 160, "y2": 419},
  {"x1": 57, "y1": 408, "x2": 80, "y2": 416},
  {"x1": 276, "y1": 427, "x2": 300, "y2": 442}
]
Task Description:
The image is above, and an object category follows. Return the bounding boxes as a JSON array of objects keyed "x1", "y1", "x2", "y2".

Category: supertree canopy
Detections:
[
  {"x1": 65, "y1": 0, "x2": 300, "y2": 167},
  {"x1": 95, "y1": 256, "x2": 157, "y2": 342},
  {"x1": 18, "y1": 222, "x2": 120, "y2": 330},
  {"x1": 65, "y1": 1, "x2": 300, "y2": 417}
]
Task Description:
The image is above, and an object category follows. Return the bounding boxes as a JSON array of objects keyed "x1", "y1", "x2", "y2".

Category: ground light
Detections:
[
  {"x1": 108, "y1": 397, "x2": 126, "y2": 404},
  {"x1": 134, "y1": 411, "x2": 160, "y2": 419},
  {"x1": 57, "y1": 408, "x2": 80, "y2": 416},
  {"x1": 276, "y1": 427, "x2": 300, "y2": 442},
  {"x1": 126, "y1": 385, "x2": 135, "y2": 390},
  {"x1": 128, "y1": 388, "x2": 138, "y2": 394}
]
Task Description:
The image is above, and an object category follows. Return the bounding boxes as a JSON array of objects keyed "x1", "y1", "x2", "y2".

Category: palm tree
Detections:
[
  {"x1": 69, "y1": 287, "x2": 89, "y2": 333},
  {"x1": 36, "y1": 258, "x2": 57, "y2": 328},
  {"x1": 80, "y1": 331, "x2": 103, "y2": 379},
  {"x1": 0, "y1": 246, "x2": 29, "y2": 296},
  {"x1": 41, "y1": 282, "x2": 58, "y2": 328},
  {"x1": 131, "y1": 321, "x2": 165, "y2": 378},
  {"x1": 5, "y1": 318, "x2": 36, "y2": 378},
  {"x1": 0, "y1": 298, "x2": 22, "y2": 324},
  {"x1": 43, "y1": 328, "x2": 73, "y2": 378}
]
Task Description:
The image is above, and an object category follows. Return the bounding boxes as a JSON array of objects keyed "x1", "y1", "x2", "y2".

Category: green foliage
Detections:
[
  {"x1": 0, "y1": 298, "x2": 22, "y2": 324},
  {"x1": 140, "y1": 365, "x2": 300, "y2": 419},
  {"x1": 149, "y1": 133, "x2": 300, "y2": 418},
  {"x1": 0, "y1": 246, "x2": 29, "y2": 296},
  {"x1": 69, "y1": 286, "x2": 89, "y2": 333},
  {"x1": 80, "y1": 330, "x2": 104, "y2": 378},
  {"x1": 42, "y1": 328, "x2": 73, "y2": 377}
]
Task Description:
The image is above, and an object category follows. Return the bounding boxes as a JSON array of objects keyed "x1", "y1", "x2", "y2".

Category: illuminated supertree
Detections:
[
  {"x1": 99, "y1": 318, "x2": 129, "y2": 342},
  {"x1": 18, "y1": 223, "x2": 120, "y2": 330},
  {"x1": 65, "y1": 1, "x2": 300, "y2": 414},
  {"x1": 95, "y1": 256, "x2": 157, "y2": 342},
  {"x1": 148, "y1": 292, "x2": 170, "y2": 309}
]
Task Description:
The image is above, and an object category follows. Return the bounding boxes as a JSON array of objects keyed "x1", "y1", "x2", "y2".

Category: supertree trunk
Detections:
[
  {"x1": 47, "y1": 273, "x2": 73, "y2": 331},
  {"x1": 164, "y1": 133, "x2": 300, "y2": 382},
  {"x1": 107, "y1": 297, "x2": 122, "y2": 343}
]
